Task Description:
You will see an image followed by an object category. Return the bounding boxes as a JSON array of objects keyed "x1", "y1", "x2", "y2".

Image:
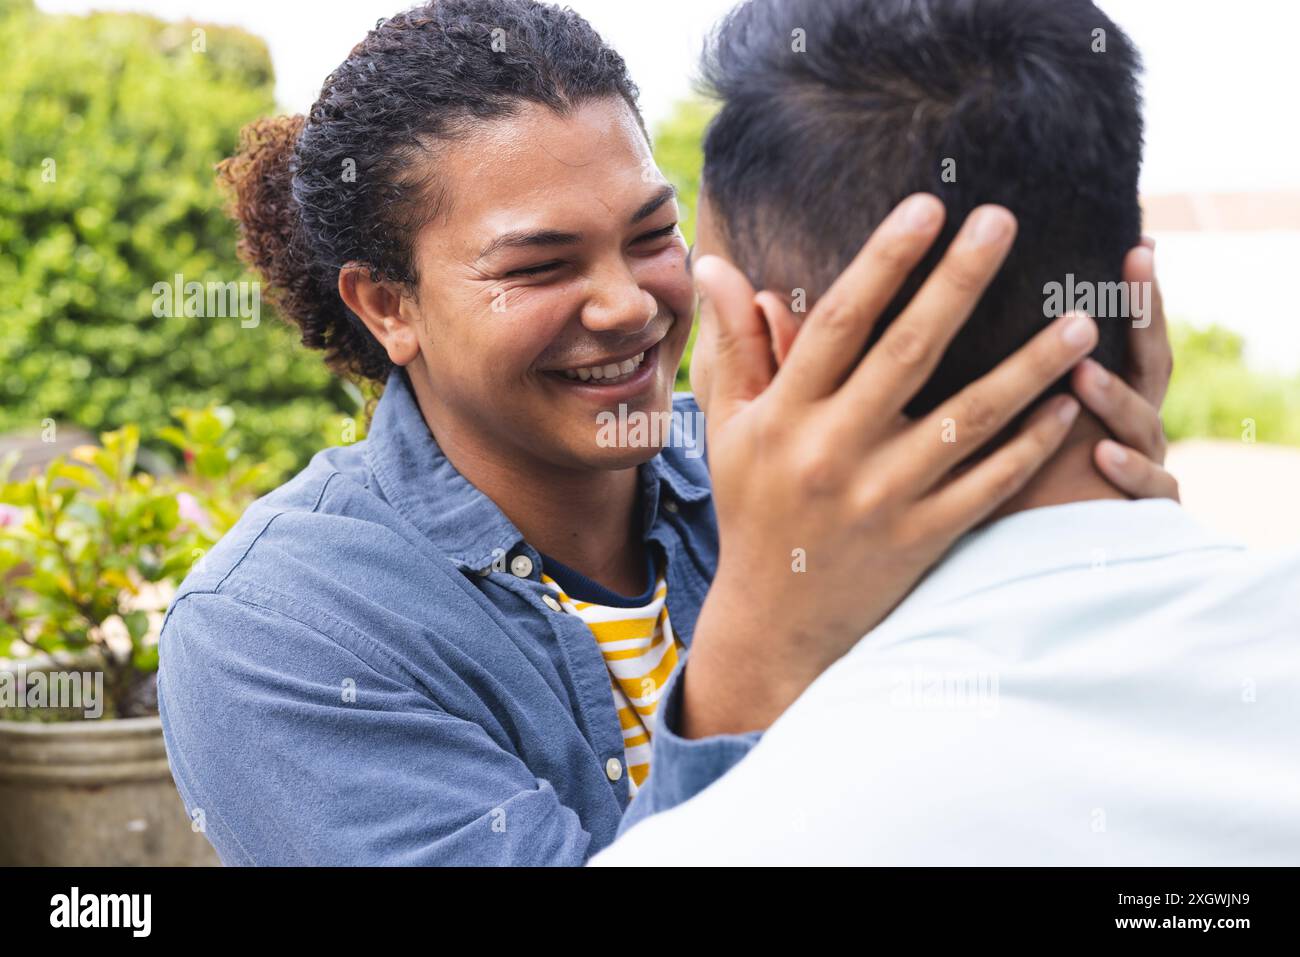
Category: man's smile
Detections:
[{"x1": 540, "y1": 341, "x2": 663, "y2": 398}]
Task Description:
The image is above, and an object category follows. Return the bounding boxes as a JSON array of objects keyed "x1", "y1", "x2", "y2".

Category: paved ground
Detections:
[
  {"x1": 0, "y1": 427, "x2": 97, "y2": 476},
  {"x1": 1165, "y1": 440, "x2": 1300, "y2": 550}
]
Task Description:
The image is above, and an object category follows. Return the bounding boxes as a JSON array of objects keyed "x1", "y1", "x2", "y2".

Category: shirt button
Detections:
[
  {"x1": 663, "y1": 499, "x2": 679, "y2": 514},
  {"x1": 510, "y1": 555, "x2": 534, "y2": 579},
  {"x1": 605, "y1": 757, "x2": 623, "y2": 782},
  {"x1": 542, "y1": 594, "x2": 562, "y2": 613}
]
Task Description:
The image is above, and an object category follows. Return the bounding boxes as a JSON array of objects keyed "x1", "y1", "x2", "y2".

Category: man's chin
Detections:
[
  {"x1": 579, "y1": 441, "x2": 665, "y2": 472},
  {"x1": 532, "y1": 374, "x2": 681, "y2": 470}
]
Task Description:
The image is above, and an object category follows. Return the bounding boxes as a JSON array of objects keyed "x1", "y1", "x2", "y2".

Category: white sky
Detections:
[{"x1": 35, "y1": 0, "x2": 1300, "y2": 369}]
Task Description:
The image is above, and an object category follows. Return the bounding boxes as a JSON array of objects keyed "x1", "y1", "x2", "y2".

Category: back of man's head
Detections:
[{"x1": 700, "y1": 0, "x2": 1144, "y2": 414}]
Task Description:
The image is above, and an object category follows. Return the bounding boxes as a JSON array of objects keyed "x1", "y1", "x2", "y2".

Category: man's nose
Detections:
[{"x1": 581, "y1": 261, "x2": 657, "y2": 335}]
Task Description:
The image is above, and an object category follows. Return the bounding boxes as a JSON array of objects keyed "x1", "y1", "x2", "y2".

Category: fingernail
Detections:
[
  {"x1": 970, "y1": 207, "x2": 1011, "y2": 245},
  {"x1": 1062, "y1": 313, "x2": 1097, "y2": 348},
  {"x1": 1057, "y1": 396, "x2": 1080, "y2": 424},
  {"x1": 904, "y1": 194, "x2": 940, "y2": 231},
  {"x1": 1104, "y1": 442, "x2": 1128, "y2": 467},
  {"x1": 1141, "y1": 234, "x2": 1157, "y2": 249}
]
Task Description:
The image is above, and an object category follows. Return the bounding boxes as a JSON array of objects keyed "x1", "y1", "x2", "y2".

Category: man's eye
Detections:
[
  {"x1": 635, "y1": 223, "x2": 679, "y2": 243},
  {"x1": 506, "y1": 261, "x2": 562, "y2": 278}
]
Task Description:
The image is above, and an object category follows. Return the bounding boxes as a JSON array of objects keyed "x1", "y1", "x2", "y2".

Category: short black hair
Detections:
[{"x1": 700, "y1": 0, "x2": 1144, "y2": 414}]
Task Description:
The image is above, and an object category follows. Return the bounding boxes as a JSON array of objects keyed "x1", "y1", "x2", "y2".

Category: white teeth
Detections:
[{"x1": 556, "y1": 350, "x2": 648, "y2": 384}]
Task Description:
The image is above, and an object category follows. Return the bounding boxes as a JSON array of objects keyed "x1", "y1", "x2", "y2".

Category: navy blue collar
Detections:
[{"x1": 539, "y1": 548, "x2": 660, "y2": 607}]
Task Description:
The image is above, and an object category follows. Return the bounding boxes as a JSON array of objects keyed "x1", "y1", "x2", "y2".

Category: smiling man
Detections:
[{"x1": 161, "y1": 10, "x2": 716, "y2": 861}]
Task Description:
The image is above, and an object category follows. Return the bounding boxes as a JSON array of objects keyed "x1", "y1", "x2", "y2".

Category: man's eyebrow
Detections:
[
  {"x1": 476, "y1": 185, "x2": 677, "y2": 261},
  {"x1": 477, "y1": 229, "x2": 582, "y2": 261},
  {"x1": 630, "y1": 184, "x2": 677, "y2": 225}
]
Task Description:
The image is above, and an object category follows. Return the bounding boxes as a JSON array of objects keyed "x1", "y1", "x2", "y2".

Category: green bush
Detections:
[
  {"x1": 0, "y1": 406, "x2": 274, "y2": 719},
  {"x1": 653, "y1": 99, "x2": 714, "y2": 391},
  {"x1": 1163, "y1": 323, "x2": 1300, "y2": 446},
  {"x1": 0, "y1": 4, "x2": 350, "y2": 480}
]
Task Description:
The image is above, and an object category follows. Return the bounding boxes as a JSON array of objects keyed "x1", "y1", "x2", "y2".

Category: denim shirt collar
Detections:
[{"x1": 364, "y1": 369, "x2": 710, "y2": 572}]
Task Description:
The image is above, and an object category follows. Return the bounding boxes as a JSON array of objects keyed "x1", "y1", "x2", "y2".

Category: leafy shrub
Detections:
[
  {"x1": 652, "y1": 99, "x2": 714, "y2": 391},
  {"x1": 0, "y1": 407, "x2": 273, "y2": 720},
  {"x1": 0, "y1": 3, "x2": 351, "y2": 480},
  {"x1": 1163, "y1": 323, "x2": 1300, "y2": 446}
]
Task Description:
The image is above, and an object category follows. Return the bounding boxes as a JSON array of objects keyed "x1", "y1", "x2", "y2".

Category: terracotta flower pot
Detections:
[{"x1": 0, "y1": 714, "x2": 219, "y2": 866}]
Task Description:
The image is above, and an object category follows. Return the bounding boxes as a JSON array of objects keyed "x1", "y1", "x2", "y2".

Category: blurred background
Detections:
[{"x1": 1, "y1": 0, "x2": 1296, "y2": 866}]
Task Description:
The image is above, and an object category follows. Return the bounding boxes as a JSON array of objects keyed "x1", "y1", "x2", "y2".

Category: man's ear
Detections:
[
  {"x1": 753, "y1": 291, "x2": 802, "y2": 366},
  {"x1": 338, "y1": 264, "x2": 420, "y2": 366}
]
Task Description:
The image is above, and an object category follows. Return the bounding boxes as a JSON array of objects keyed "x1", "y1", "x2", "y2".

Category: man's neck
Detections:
[
  {"x1": 986, "y1": 410, "x2": 1129, "y2": 525},
  {"x1": 408, "y1": 371, "x2": 647, "y2": 595}
]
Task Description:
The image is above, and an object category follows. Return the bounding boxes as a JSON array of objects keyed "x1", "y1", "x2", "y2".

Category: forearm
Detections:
[{"x1": 676, "y1": 563, "x2": 848, "y2": 739}]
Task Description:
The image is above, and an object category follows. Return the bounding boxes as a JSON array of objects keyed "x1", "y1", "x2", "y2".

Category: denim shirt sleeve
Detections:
[
  {"x1": 617, "y1": 650, "x2": 762, "y2": 836},
  {"x1": 159, "y1": 591, "x2": 592, "y2": 866}
]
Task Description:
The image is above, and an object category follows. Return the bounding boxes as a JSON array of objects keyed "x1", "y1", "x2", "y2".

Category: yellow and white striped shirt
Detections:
[{"x1": 541, "y1": 571, "x2": 681, "y2": 795}]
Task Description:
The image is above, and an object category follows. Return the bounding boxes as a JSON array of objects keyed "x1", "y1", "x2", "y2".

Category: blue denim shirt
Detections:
[{"x1": 158, "y1": 369, "x2": 757, "y2": 865}]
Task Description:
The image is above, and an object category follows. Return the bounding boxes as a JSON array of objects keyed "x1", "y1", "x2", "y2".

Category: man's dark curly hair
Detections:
[{"x1": 217, "y1": 0, "x2": 641, "y2": 382}]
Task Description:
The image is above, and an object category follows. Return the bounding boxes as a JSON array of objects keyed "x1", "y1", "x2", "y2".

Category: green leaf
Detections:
[
  {"x1": 194, "y1": 447, "x2": 229, "y2": 479},
  {"x1": 156, "y1": 426, "x2": 190, "y2": 452},
  {"x1": 63, "y1": 501, "x2": 102, "y2": 527},
  {"x1": 48, "y1": 460, "x2": 102, "y2": 491},
  {"x1": 132, "y1": 643, "x2": 159, "y2": 673},
  {"x1": 1, "y1": 481, "x2": 38, "y2": 508},
  {"x1": 191, "y1": 409, "x2": 227, "y2": 445},
  {"x1": 123, "y1": 609, "x2": 150, "y2": 644}
]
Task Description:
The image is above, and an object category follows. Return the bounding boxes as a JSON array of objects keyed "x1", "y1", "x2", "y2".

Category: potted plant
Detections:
[{"x1": 0, "y1": 408, "x2": 269, "y2": 865}]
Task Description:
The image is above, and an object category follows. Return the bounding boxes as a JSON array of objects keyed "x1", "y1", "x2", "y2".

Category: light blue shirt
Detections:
[
  {"x1": 595, "y1": 499, "x2": 1300, "y2": 865},
  {"x1": 159, "y1": 369, "x2": 758, "y2": 866}
]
